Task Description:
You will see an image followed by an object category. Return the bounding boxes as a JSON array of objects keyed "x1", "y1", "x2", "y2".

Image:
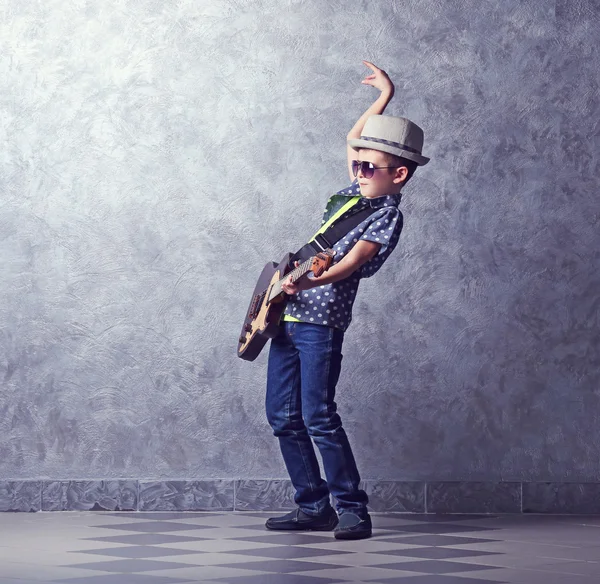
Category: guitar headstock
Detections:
[{"x1": 310, "y1": 249, "x2": 335, "y2": 277}]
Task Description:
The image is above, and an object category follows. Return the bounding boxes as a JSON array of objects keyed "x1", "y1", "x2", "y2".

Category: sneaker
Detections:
[
  {"x1": 333, "y1": 511, "x2": 372, "y2": 540},
  {"x1": 265, "y1": 507, "x2": 338, "y2": 531}
]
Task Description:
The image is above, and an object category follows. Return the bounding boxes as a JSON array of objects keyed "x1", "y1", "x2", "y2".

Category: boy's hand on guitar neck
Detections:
[
  {"x1": 281, "y1": 240, "x2": 379, "y2": 297},
  {"x1": 282, "y1": 261, "x2": 315, "y2": 296}
]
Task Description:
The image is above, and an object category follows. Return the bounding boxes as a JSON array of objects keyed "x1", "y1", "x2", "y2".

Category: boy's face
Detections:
[{"x1": 355, "y1": 148, "x2": 408, "y2": 199}]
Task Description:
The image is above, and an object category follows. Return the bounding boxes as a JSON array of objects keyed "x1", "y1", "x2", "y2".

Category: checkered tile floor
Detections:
[{"x1": 1, "y1": 512, "x2": 600, "y2": 583}]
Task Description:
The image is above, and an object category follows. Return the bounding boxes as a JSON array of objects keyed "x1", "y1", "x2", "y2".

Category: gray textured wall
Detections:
[{"x1": 1, "y1": 0, "x2": 598, "y2": 485}]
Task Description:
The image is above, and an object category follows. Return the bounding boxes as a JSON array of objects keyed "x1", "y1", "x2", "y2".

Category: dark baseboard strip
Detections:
[{"x1": 2, "y1": 480, "x2": 600, "y2": 514}]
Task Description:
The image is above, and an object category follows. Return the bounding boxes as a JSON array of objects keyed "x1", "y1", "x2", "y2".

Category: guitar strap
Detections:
[{"x1": 289, "y1": 197, "x2": 375, "y2": 265}]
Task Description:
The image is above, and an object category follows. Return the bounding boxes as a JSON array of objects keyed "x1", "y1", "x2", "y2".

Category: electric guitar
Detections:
[{"x1": 237, "y1": 249, "x2": 335, "y2": 361}]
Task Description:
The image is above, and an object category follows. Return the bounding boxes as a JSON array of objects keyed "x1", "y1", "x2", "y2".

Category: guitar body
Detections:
[{"x1": 237, "y1": 253, "x2": 293, "y2": 362}]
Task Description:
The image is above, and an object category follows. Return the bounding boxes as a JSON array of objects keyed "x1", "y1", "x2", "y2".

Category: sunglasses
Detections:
[{"x1": 351, "y1": 160, "x2": 400, "y2": 179}]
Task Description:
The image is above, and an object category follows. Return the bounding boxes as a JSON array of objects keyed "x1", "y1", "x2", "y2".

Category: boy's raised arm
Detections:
[{"x1": 346, "y1": 61, "x2": 395, "y2": 182}]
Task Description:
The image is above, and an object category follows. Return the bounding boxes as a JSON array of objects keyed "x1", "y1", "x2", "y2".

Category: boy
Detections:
[{"x1": 265, "y1": 61, "x2": 430, "y2": 540}]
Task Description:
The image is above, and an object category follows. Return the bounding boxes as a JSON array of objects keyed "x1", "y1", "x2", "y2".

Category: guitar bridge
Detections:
[{"x1": 249, "y1": 291, "x2": 266, "y2": 319}]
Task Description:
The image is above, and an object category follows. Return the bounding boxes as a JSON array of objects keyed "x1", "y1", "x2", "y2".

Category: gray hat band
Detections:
[{"x1": 359, "y1": 135, "x2": 421, "y2": 155}]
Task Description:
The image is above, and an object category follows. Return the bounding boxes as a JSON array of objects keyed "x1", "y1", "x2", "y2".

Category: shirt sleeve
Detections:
[{"x1": 357, "y1": 207, "x2": 403, "y2": 278}]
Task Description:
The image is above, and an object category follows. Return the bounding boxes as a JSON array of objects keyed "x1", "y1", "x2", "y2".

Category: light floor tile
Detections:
[
  {"x1": 292, "y1": 565, "x2": 422, "y2": 580},
  {"x1": 0, "y1": 560, "x2": 112, "y2": 581},
  {"x1": 154, "y1": 538, "x2": 281, "y2": 553},
  {"x1": 147, "y1": 565, "x2": 271, "y2": 580}
]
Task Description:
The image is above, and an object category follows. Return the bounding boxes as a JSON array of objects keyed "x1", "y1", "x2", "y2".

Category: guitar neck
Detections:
[{"x1": 268, "y1": 258, "x2": 313, "y2": 302}]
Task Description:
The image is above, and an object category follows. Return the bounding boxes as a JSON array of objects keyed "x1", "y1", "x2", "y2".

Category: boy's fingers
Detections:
[{"x1": 363, "y1": 60, "x2": 381, "y2": 71}]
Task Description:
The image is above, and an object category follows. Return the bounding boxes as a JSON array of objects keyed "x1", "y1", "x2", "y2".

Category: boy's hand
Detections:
[
  {"x1": 361, "y1": 61, "x2": 394, "y2": 97},
  {"x1": 282, "y1": 261, "x2": 313, "y2": 295}
]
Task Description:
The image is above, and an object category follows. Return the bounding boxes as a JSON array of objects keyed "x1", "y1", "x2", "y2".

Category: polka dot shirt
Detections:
[{"x1": 283, "y1": 179, "x2": 404, "y2": 332}]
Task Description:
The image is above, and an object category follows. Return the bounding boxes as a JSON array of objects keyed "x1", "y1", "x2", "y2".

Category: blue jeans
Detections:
[{"x1": 266, "y1": 320, "x2": 368, "y2": 516}]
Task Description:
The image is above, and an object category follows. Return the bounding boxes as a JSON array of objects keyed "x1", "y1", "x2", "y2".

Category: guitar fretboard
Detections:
[{"x1": 268, "y1": 258, "x2": 313, "y2": 302}]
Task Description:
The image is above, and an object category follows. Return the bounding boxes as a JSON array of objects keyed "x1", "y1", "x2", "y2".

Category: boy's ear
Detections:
[{"x1": 393, "y1": 166, "x2": 409, "y2": 183}]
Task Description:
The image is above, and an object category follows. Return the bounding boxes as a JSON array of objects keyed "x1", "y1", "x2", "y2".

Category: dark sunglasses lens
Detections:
[
  {"x1": 361, "y1": 162, "x2": 374, "y2": 178},
  {"x1": 352, "y1": 161, "x2": 374, "y2": 179}
]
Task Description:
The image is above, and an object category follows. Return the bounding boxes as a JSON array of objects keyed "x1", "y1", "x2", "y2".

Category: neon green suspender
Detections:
[{"x1": 282, "y1": 196, "x2": 361, "y2": 323}]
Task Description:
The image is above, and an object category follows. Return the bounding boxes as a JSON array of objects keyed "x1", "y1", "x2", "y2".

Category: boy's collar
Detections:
[
  {"x1": 365, "y1": 192, "x2": 402, "y2": 209},
  {"x1": 334, "y1": 180, "x2": 402, "y2": 208}
]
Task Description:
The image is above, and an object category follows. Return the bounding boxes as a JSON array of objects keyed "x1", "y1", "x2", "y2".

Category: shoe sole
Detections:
[
  {"x1": 265, "y1": 518, "x2": 339, "y2": 532},
  {"x1": 334, "y1": 529, "x2": 372, "y2": 540}
]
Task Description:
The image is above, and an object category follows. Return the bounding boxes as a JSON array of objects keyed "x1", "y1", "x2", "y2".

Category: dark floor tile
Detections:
[
  {"x1": 457, "y1": 568, "x2": 600, "y2": 584},
  {"x1": 94, "y1": 521, "x2": 211, "y2": 532},
  {"x1": 230, "y1": 546, "x2": 352, "y2": 559},
  {"x1": 60, "y1": 576, "x2": 194, "y2": 584},
  {"x1": 82, "y1": 533, "x2": 210, "y2": 545},
  {"x1": 373, "y1": 547, "x2": 502, "y2": 559},
  {"x1": 229, "y1": 533, "x2": 334, "y2": 545},
  {"x1": 405, "y1": 514, "x2": 499, "y2": 522},
  {"x1": 376, "y1": 577, "x2": 509, "y2": 584},
  {"x1": 370, "y1": 531, "x2": 417, "y2": 540},
  {"x1": 381, "y1": 523, "x2": 498, "y2": 535},
  {"x1": 378, "y1": 560, "x2": 497, "y2": 574},
  {"x1": 374, "y1": 534, "x2": 501, "y2": 546},
  {"x1": 232, "y1": 511, "x2": 278, "y2": 516},
  {"x1": 214, "y1": 559, "x2": 346, "y2": 573},
  {"x1": 103, "y1": 512, "x2": 222, "y2": 520},
  {"x1": 74, "y1": 545, "x2": 201, "y2": 558},
  {"x1": 62, "y1": 559, "x2": 195, "y2": 572},
  {"x1": 373, "y1": 516, "x2": 434, "y2": 528},
  {"x1": 535, "y1": 560, "x2": 600, "y2": 576},
  {"x1": 213, "y1": 575, "x2": 341, "y2": 584},
  {"x1": 234, "y1": 523, "x2": 276, "y2": 531}
]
